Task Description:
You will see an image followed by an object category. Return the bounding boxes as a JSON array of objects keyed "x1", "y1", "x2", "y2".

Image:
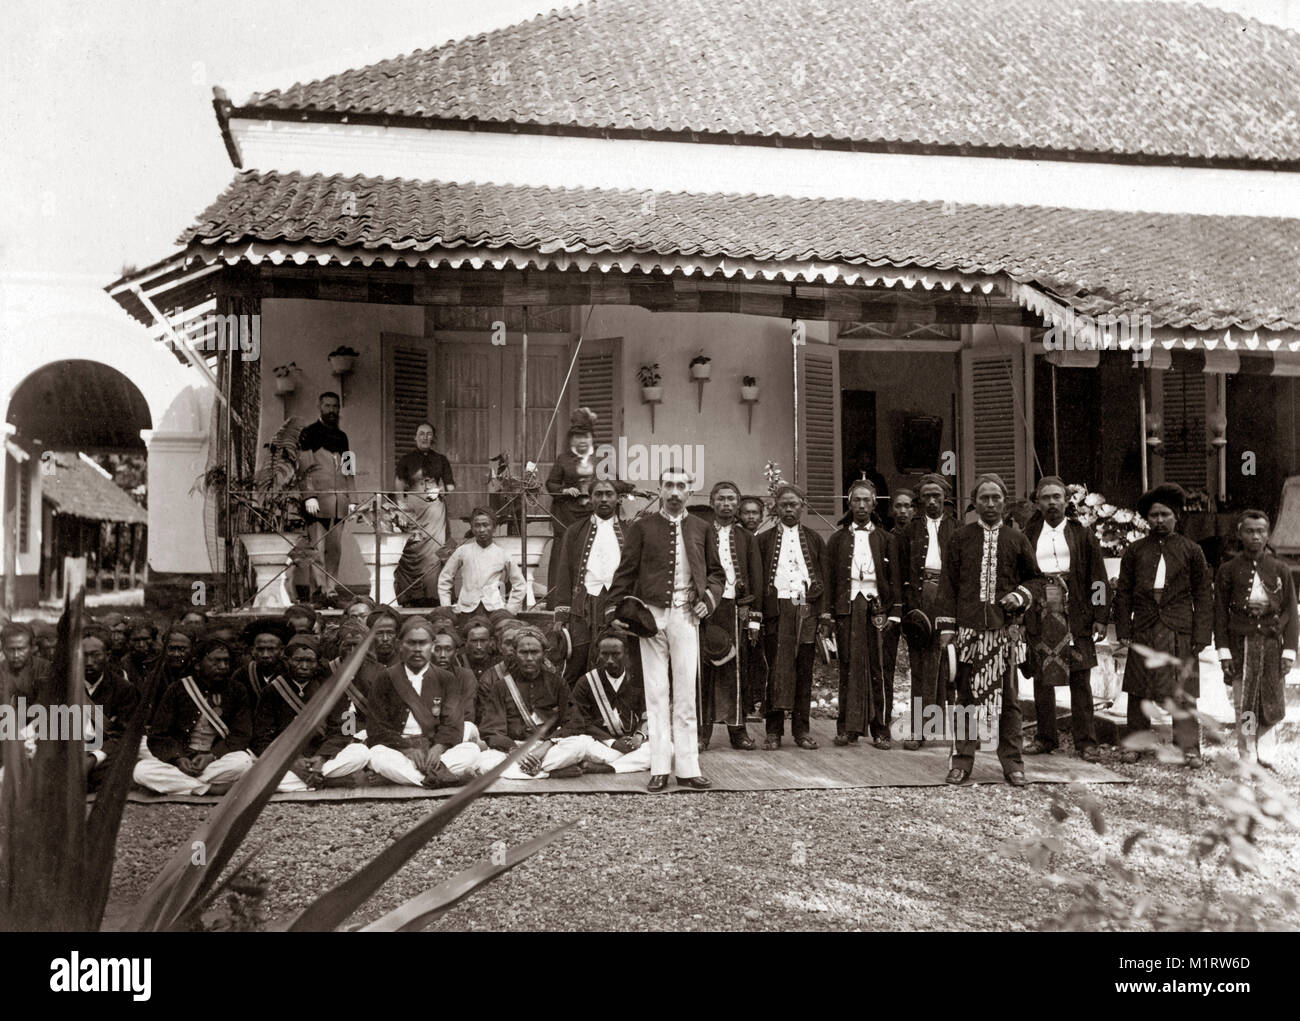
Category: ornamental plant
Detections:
[{"x1": 1066, "y1": 484, "x2": 1149, "y2": 557}]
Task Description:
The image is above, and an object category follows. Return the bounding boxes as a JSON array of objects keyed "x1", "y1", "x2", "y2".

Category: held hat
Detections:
[{"x1": 608, "y1": 595, "x2": 659, "y2": 638}]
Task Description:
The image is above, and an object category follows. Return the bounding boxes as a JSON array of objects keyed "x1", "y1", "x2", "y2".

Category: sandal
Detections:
[
  {"x1": 794, "y1": 736, "x2": 819, "y2": 750},
  {"x1": 762, "y1": 737, "x2": 781, "y2": 751}
]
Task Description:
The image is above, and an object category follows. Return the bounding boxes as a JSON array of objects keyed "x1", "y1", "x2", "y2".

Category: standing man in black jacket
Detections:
[
  {"x1": 699, "y1": 480, "x2": 763, "y2": 751},
  {"x1": 1113, "y1": 483, "x2": 1212, "y2": 767},
  {"x1": 936, "y1": 473, "x2": 1043, "y2": 786},
  {"x1": 899, "y1": 474, "x2": 956, "y2": 749},
  {"x1": 606, "y1": 466, "x2": 725, "y2": 792},
  {"x1": 827, "y1": 479, "x2": 902, "y2": 748},
  {"x1": 1022, "y1": 476, "x2": 1109, "y2": 762},
  {"x1": 758, "y1": 483, "x2": 831, "y2": 751}
]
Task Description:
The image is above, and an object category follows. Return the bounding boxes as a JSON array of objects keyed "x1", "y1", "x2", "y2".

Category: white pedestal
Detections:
[{"x1": 239, "y1": 532, "x2": 299, "y2": 608}]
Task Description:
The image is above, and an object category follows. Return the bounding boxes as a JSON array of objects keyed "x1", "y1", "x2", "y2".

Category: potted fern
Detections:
[{"x1": 690, "y1": 352, "x2": 712, "y2": 380}]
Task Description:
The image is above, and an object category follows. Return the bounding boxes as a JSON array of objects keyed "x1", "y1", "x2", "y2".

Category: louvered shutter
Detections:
[
  {"x1": 381, "y1": 333, "x2": 437, "y2": 493},
  {"x1": 574, "y1": 337, "x2": 622, "y2": 453},
  {"x1": 961, "y1": 346, "x2": 1026, "y2": 499},
  {"x1": 798, "y1": 345, "x2": 840, "y2": 516},
  {"x1": 1160, "y1": 368, "x2": 1207, "y2": 491}
]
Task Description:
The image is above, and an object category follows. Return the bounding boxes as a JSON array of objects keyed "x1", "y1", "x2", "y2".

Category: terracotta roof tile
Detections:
[
  {"x1": 241, "y1": 0, "x2": 1300, "y2": 163},
  {"x1": 179, "y1": 170, "x2": 1300, "y2": 332}
]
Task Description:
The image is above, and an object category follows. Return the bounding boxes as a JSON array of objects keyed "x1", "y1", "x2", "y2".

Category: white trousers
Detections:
[
  {"x1": 368, "y1": 741, "x2": 482, "y2": 786},
  {"x1": 641, "y1": 605, "x2": 701, "y2": 777},
  {"x1": 132, "y1": 750, "x2": 256, "y2": 795},
  {"x1": 319, "y1": 741, "x2": 372, "y2": 779},
  {"x1": 475, "y1": 734, "x2": 598, "y2": 779}
]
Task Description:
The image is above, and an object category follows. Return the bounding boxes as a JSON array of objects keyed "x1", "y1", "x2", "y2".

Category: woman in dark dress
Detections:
[{"x1": 544, "y1": 409, "x2": 600, "y2": 607}]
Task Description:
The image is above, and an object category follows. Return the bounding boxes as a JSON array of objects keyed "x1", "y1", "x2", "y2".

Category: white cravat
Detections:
[
  {"x1": 1153, "y1": 551, "x2": 1167, "y2": 590},
  {"x1": 774, "y1": 524, "x2": 810, "y2": 600},
  {"x1": 924, "y1": 515, "x2": 943, "y2": 571},
  {"x1": 585, "y1": 515, "x2": 620, "y2": 595},
  {"x1": 717, "y1": 524, "x2": 737, "y2": 599},
  {"x1": 850, "y1": 524, "x2": 878, "y2": 601},
  {"x1": 1036, "y1": 519, "x2": 1071, "y2": 574},
  {"x1": 606, "y1": 671, "x2": 626, "y2": 693},
  {"x1": 402, "y1": 664, "x2": 426, "y2": 737}
]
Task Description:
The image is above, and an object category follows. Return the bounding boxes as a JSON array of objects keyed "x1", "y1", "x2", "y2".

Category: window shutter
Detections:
[
  {"x1": 381, "y1": 333, "x2": 436, "y2": 491},
  {"x1": 961, "y1": 345, "x2": 1026, "y2": 499},
  {"x1": 575, "y1": 337, "x2": 622, "y2": 452},
  {"x1": 798, "y1": 345, "x2": 840, "y2": 516},
  {"x1": 1160, "y1": 368, "x2": 1207, "y2": 491}
]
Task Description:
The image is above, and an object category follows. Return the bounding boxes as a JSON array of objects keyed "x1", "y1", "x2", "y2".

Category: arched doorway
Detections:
[{"x1": 5, "y1": 360, "x2": 152, "y2": 604}]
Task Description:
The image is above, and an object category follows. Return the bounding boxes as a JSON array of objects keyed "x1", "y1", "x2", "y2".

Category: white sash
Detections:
[
  {"x1": 501, "y1": 672, "x2": 542, "y2": 727},
  {"x1": 180, "y1": 676, "x2": 229, "y2": 739},
  {"x1": 584, "y1": 669, "x2": 624, "y2": 737}
]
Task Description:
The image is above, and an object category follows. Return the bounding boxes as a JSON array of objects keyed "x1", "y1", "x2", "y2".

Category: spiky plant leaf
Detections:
[
  {"x1": 361, "y1": 822, "x2": 574, "y2": 931},
  {"x1": 128, "y1": 626, "x2": 378, "y2": 932},
  {"x1": 286, "y1": 714, "x2": 560, "y2": 932}
]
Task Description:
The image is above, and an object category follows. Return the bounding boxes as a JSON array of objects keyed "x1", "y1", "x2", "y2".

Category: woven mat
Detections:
[{"x1": 123, "y1": 718, "x2": 1126, "y2": 804}]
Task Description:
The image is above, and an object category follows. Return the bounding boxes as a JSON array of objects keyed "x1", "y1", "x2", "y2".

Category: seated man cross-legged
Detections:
[
  {"x1": 365, "y1": 617, "x2": 482, "y2": 788},
  {"x1": 477, "y1": 625, "x2": 604, "y2": 778},
  {"x1": 250, "y1": 635, "x2": 351, "y2": 792},
  {"x1": 563, "y1": 630, "x2": 653, "y2": 773},
  {"x1": 134, "y1": 638, "x2": 256, "y2": 795}
]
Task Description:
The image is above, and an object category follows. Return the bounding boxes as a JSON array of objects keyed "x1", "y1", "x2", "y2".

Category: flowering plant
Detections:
[
  {"x1": 763, "y1": 460, "x2": 785, "y2": 498},
  {"x1": 1066, "y1": 484, "x2": 1149, "y2": 556}
]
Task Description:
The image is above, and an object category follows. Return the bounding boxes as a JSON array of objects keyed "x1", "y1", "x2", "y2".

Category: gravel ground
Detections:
[
  {"x1": 106, "y1": 735, "x2": 1300, "y2": 931},
  {"x1": 105, "y1": 654, "x2": 1300, "y2": 931}
]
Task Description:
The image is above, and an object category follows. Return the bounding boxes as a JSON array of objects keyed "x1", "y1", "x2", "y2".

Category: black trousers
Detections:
[
  {"x1": 1033, "y1": 668, "x2": 1098, "y2": 751},
  {"x1": 951, "y1": 661, "x2": 1023, "y2": 773},
  {"x1": 763, "y1": 636, "x2": 814, "y2": 738}
]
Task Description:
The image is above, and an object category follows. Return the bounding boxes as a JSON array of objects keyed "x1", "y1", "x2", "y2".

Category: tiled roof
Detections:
[
  {"x1": 240, "y1": 0, "x2": 1300, "y2": 163},
  {"x1": 42, "y1": 454, "x2": 147, "y2": 525},
  {"x1": 177, "y1": 170, "x2": 1300, "y2": 332}
]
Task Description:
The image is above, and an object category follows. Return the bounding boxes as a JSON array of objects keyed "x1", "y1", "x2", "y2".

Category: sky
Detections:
[{"x1": 1, "y1": 0, "x2": 1297, "y2": 284}]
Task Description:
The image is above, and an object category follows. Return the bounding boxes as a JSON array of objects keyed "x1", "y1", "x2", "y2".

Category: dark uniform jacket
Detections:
[
  {"x1": 900, "y1": 514, "x2": 956, "y2": 613},
  {"x1": 825, "y1": 523, "x2": 903, "y2": 619},
  {"x1": 1113, "y1": 533, "x2": 1212, "y2": 648},
  {"x1": 1022, "y1": 517, "x2": 1110, "y2": 639},
  {"x1": 365, "y1": 661, "x2": 466, "y2": 751},
  {"x1": 146, "y1": 676, "x2": 254, "y2": 764},
  {"x1": 606, "y1": 512, "x2": 725, "y2": 616},
  {"x1": 250, "y1": 675, "x2": 349, "y2": 758},
  {"x1": 85, "y1": 663, "x2": 142, "y2": 765},
  {"x1": 554, "y1": 514, "x2": 627, "y2": 621},
  {"x1": 935, "y1": 522, "x2": 1042, "y2": 632},
  {"x1": 757, "y1": 522, "x2": 829, "y2": 620},
  {"x1": 0, "y1": 656, "x2": 51, "y2": 704},
  {"x1": 564, "y1": 668, "x2": 648, "y2": 742},
  {"x1": 478, "y1": 666, "x2": 570, "y2": 751},
  {"x1": 711, "y1": 521, "x2": 764, "y2": 612},
  {"x1": 1213, "y1": 551, "x2": 1300, "y2": 651}
]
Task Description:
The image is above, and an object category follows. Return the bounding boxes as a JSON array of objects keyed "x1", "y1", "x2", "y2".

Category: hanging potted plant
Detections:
[
  {"x1": 272, "y1": 362, "x2": 298, "y2": 394},
  {"x1": 741, "y1": 375, "x2": 759, "y2": 401},
  {"x1": 689, "y1": 352, "x2": 713, "y2": 380},
  {"x1": 328, "y1": 344, "x2": 359, "y2": 375},
  {"x1": 637, "y1": 363, "x2": 663, "y2": 402}
]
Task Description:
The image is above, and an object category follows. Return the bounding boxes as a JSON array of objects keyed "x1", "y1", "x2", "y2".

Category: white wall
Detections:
[
  {"x1": 0, "y1": 274, "x2": 216, "y2": 591},
  {"x1": 231, "y1": 119, "x2": 1300, "y2": 219}
]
